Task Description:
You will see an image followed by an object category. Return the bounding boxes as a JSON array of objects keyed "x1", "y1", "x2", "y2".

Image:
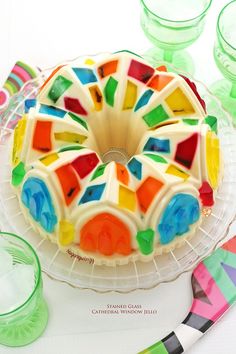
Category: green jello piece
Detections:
[
  {"x1": 91, "y1": 164, "x2": 108, "y2": 180},
  {"x1": 68, "y1": 112, "x2": 88, "y2": 130},
  {"x1": 104, "y1": 77, "x2": 118, "y2": 106},
  {"x1": 143, "y1": 105, "x2": 169, "y2": 128},
  {"x1": 136, "y1": 229, "x2": 155, "y2": 255},
  {"x1": 144, "y1": 154, "x2": 167, "y2": 164},
  {"x1": 59, "y1": 145, "x2": 84, "y2": 153},
  {"x1": 48, "y1": 75, "x2": 72, "y2": 103},
  {"x1": 12, "y1": 162, "x2": 26, "y2": 186},
  {"x1": 205, "y1": 115, "x2": 218, "y2": 134},
  {"x1": 183, "y1": 119, "x2": 199, "y2": 126},
  {"x1": 114, "y1": 50, "x2": 142, "y2": 58}
]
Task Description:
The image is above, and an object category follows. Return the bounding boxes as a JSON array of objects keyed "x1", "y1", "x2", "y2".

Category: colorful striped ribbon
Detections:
[{"x1": 139, "y1": 236, "x2": 236, "y2": 353}]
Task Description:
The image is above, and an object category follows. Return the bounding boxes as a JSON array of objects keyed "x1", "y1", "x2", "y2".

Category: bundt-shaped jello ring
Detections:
[{"x1": 11, "y1": 51, "x2": 222, "y2": 265}]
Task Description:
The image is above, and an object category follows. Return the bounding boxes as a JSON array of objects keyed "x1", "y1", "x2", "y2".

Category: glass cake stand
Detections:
[{"x1": 1, "y1": 57, "x2": 236, "y2": 293}]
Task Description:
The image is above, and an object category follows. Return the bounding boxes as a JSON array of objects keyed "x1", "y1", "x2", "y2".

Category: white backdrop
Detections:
[{"x1": 1, "y1": 1, "x2": 236, "y2": 353}]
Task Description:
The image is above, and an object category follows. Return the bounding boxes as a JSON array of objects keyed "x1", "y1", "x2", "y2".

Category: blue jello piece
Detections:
[
  {"x1": 39, "y1": 104, "x2": 66, "y2": 118},
  {"x1": 134, "y1": 90, "x2": 154, "y2": 112},
  {"x1": 29, "y1": 192, "x2": 44, "y2": 221},
  {"x1": 21, "y1": 177, "x2": 57, "y2": 232},
  {"x1": 143, "y1": 137, "x2": 170, "y2": 153},
  {"x1": 25, "y1": 99, "x2": 37, "y2": 113},
  {"x1": 190, "y1": 205, "x2": 200, "y2": 223},
  {"x1": 127, "y1": 158, "x2": 142, "y2": 180},
  {"x1": 21, "y1": 188, "x2": 31, "y2": 208},
  {"x1": 158, "y1": 194, "x2": 200, "y2": 245},
  {"x1": 40, "y1": 212, "x2": 57, "y2": 233},
  {"x1": 72, "y1": 68, "x2": 98, "y2": 85},
  {"x1": 158, "y1": 224, "x2": 176, "y2": 244},
  {"x1": 176, "y1": 220, "x2": 189, "y2": 235},
  {"x1": 79, "y1": 183, "x2": 106, "y2": 204}
]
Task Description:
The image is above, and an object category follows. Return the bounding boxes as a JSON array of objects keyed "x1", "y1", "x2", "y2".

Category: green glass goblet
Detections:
[
  {"x1": 0, "y1": 232, "x2": 48, "y2": 347},
  {"x1": 140, "y1": 0, "x2": 212, "y2": 74},
  {"x1": 211, "y1": 1, "x2": 236, "y2": 123}
]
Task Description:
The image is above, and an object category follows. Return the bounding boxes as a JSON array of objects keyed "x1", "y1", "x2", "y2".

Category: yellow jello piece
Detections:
[
  {"x1": 119, "y1": 185, "x2": 136, "y2": 211},
  {"x1": 59, "y1": 220, "x2": 75, "y2": 246},
  {"x1": 40, "y1": 153, "x2": 59, "y2": 166},
  {"x1": 166, "y1": 164, "x2": 189, "y2": 180},
  {"x1": 122, "y1": 80, "x2": 137, "y2": 110},
  {"x1": 89, "y1": 85, "x2": 103, "y2": 111},
  {"x1": 12, "y1": 116, "x2": 27, "y2": 166},
  {"x1": 165, "y1": 88, "x2": 195, "y2": 116},
  {"x1": 206, "y1": 131, "x2": 220, "y2": 189},
  {"x1": 54, "y1": 132, "x2": 87, "y2": 144},
  {"x1": 85, "y1": 58, "x2": 95, "y2": 65}
]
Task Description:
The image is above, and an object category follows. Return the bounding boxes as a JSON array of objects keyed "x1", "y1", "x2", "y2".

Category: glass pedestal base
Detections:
[
  {"x1": 210, "y1": 79, "x2": 236, "y2": 124},
  {"x1": 143, "y1": 47, "x2": 195, "y2": 75}
]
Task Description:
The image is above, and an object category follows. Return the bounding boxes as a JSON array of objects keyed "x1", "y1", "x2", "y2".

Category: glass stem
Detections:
[
  {"x1": 163, "y1": 50, "x2": 174, "y2": 63},
  {"x1": 230, "y1": 83, "x2": 236, "y2": 99}
]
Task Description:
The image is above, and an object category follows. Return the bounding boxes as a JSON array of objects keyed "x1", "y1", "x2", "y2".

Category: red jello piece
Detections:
[
  {"x1": 181, "y1": 75, "x2": 206, "y2": 113},
  {"x1": 175, "y1": 133, "x2": 198, "y2": 169},
  {"x1": 80, "y1": 213, "x2": 132, "y2": 256},
  {"x1": 55, "y1": 164, "x2": 81, "y2": 206},
  {"x1": 128, "y1": 59, "x2": 154, "y2": 83},
  {"x1": 64, "y1": 96, "x2": 87, "y2": 115},
  {"x1": 32, "y1": 121, "x2": 52, "y2": 152},
  {"x1": 72, "y1": 153, "x2": 99, "y2": 178},
  {"x1": 199, "y1": 181, "x2": 214, "y2": 207}
]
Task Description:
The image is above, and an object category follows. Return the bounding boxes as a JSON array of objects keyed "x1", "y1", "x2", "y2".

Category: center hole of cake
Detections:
[{"x1": 102, "y1": 147, "x2": 129, "y2": 164}]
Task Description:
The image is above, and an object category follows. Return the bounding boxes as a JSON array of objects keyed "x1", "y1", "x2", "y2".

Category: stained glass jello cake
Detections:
[{"x1": 11, "y1": 51, "x2": 222, "y2": 265}]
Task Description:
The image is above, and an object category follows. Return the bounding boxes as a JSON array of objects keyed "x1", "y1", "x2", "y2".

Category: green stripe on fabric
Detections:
[
  {"x1": 204, "y1": 248, "x2": 236, "y2": 305},
  {"x1": 17, "y1": 61, "x2": 37, "y2": 78},
  {"x1": 104, "y1": 76, "x2": 118, "y2": 106},
  {"x1": 138, "y1": 340, "x2": 169, "y2": 354},
  {"x1": 4, "y1": 81, "x2": 17, "y2": 94}
]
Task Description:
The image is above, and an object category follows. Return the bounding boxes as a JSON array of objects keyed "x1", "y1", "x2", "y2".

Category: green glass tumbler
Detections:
[
  {"x1": 0, "y1": 232, "x2": 48, "y2": 347},
  {"x1": 140, "y1": 0, "x2": 212, "y2": 74},
  {"x1": 211, "y1": 1, "x2": 236, "y2": 123}
]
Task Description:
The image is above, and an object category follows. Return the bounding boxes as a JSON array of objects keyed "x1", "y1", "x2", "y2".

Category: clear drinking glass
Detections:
[
  {"x1": 140, "y1": 0, "x2": 212, "y2": 74},
  {"x1": 211, "y1": 1, "x2": 236, "y2": 123},
  {"x1": 0, "y1": 232, "x2": 48, "y2": 347}
]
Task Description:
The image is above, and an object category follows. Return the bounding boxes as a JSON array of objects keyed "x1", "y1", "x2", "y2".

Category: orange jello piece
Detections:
[
  {"x1": 116, "y1": 163, "x2": 129, "y2": 185},
  {"x1": 137, "y1": 177, "x2": 163, "y2": 213},
  {"x1": 32, "y1": 121, "x2": 52, "y2": 152},
  {"x1": 156, "y1": 65, "x2": 167, "y2": 72},
  {"x1": 148, "y1": 74, "x2": 173, "y2": 92},
  {"x1": 80, "y1": 213, "x2": 132, "y2": 256},
  {"x1": 97, "y1": 60, "x2": 118, "y2": 78}
]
